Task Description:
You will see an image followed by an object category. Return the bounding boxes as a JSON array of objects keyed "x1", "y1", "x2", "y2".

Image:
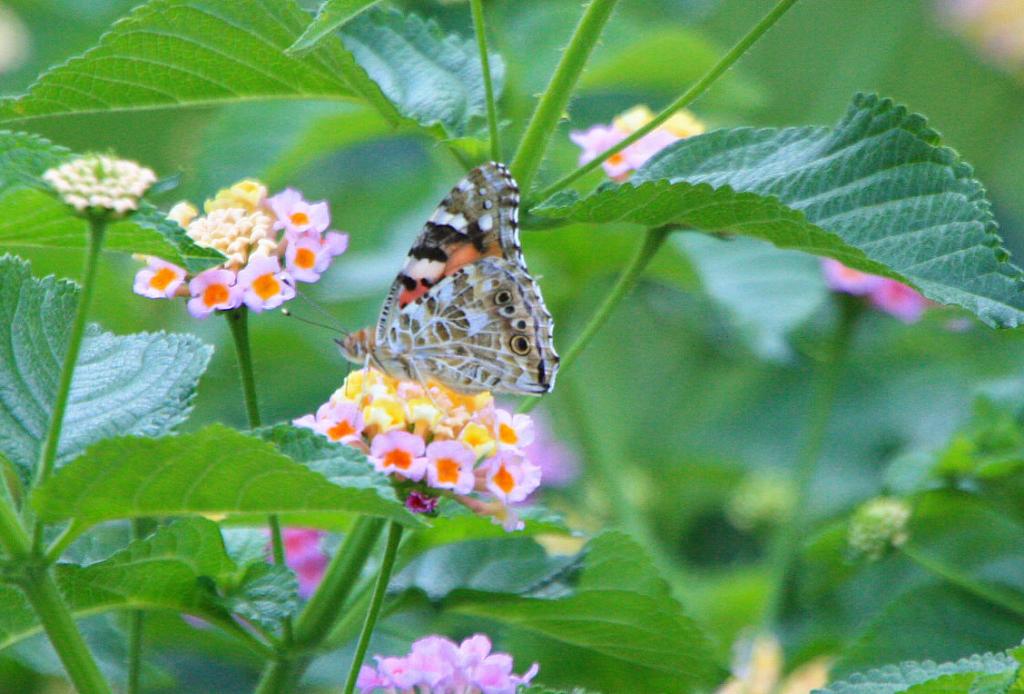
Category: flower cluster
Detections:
[
  {"x1": 821, "y1": 259, "x2": 929, "y2": 323},
  {"x1": 571, "y1": 104, "x2": 706, "y2": 180},
  {"x1": 43, "y1": 154, "x2": 157, "y2": 214},
  {"x1": 847, "y1": 496, "x2": 911, "y2": 561},
  {"x1": 357, "y1": 634, "x2": 539, "y2": 694},
  {"x1": 294, "y1": 368, "x2": 542, "y2": 531},
  {"x1": 725, "y1": 471, "x2": 796, "y2": 531},
  {"x1": 132, "y1": 180, "x2": 348, "y2": 318}
]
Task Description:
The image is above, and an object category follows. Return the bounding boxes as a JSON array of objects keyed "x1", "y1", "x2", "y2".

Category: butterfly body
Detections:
[{"x1": 339, "y1": 163, "x2": 557, "y2": 395}]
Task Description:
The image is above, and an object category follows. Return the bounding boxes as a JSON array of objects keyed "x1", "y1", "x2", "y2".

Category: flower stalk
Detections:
[
  {"x1": 534, "y1": 0, "x2": 801, "y2": 203},
  {"x1": 343, "y1": 521, "x2": 404, "y2": 694},
  {"x1": 762, "y1": 293, "x2": 863, "y2": 627},
  {"x1": 470, "y1": 0, "x2": 501, "y2": 162},
  {"x1": 510, "y1": 0, "x2": 620, "y2": 193}
]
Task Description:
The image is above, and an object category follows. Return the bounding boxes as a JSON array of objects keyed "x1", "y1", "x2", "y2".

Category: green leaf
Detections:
[
  {"x1": 0, "y1": 256, "x2": 211, "y2": 480},
  {"x1": 31, "y1": 424, "x2": 422, "y2": 529},
  {"x1": 0, "y1": 131, "x2": 223, "y2": 270},
  {"x1": 536, "y1": 94, "x2": 1024, "y2": 328},
  {"x1": 393, "y1": 537, "x2": 575, "y2": 601},
  {"x1": 0, "y1": 0, "x2": 356, "y2": 123},
  {"x1": 0, "y1": 518, "x2": 293, "y2": 650},
  {"x1": 287, "y1": 0, "x2": 384, "y2": 56},
  {"x1": 449, "y1": 531, "x2": 719, "y2": 693},
  {"x1": 677, "y1": 234, "x2": 829, "y2": 361},
  {"x1": 819, "y1": 651, "x2": 1019, "y2": 694},
  {"x1": 341, "y1": 9, "x2": 504, "y2": 137}
]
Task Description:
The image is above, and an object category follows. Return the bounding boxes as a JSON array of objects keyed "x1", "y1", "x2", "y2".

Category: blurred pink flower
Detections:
[
  {"x1": 938, "y1": 0, "x2": 1024, "y2": 67},
  {"x1": 821, "y1": 259, "x2": 929, "y2": 323},
  {"x1": 268, "y1": 188, "x2": 330, "y2": 238},
  {"x1": 405, "y1": 490, "x2": 439, "y2": 514},
  {"x1": 425, "y1": 439, "x2": 476, "y2": 494},
  {"x1": 358, "y1": 633, "x2": 538, "y2": 693},
  {"x1": 522, "y1": 415, "x2": 580, "y2": 488},
  {"x1": 482, "y1": 451, "x2": 542, "y2": 505},
  {"x1": 277, "y1": 528, "x2": 328, "y2": 599}
]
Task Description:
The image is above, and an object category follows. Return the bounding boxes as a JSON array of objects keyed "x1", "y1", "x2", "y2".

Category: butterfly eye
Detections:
[
  {"x1": 500, "y1": 305, "x2": 516, "y2": 317},
  {"x1": 510, "y1": 335, "x2": 531, "y2": 355},
  {"x1": 513, "y1": 319, "x2": 528, "y2": 330},
  {"x1": 494, "y1": 289, "x2": 513, "y2": 305}
]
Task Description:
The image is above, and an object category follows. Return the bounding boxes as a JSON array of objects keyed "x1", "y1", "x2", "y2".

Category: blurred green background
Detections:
[{"x1": 2, "y1": 0, "x2": 1024, "y2": 690}]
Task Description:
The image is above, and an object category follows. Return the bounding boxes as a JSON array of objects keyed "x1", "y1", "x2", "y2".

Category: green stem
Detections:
[
  {"x1": 21, "y1": 568, "x2": 113, "y2": 694},
  {"x1": 519, "y1": 226, "x2": 669, "y2": 415},
  {"x1": 294, "y1": 517, "x2": 385, "y2": 647},
  {"x1": 126, "y1": 519, "x2": 147, "y2": 694},
  {"x1": 901, "y1": 544, "x2": 1024, "y2": 621},
  {"x1": 224, "y1": 308, "x2": 292, "y2": 646},
  {"x1": 31, "y1": 215, "x2": 107, "y2": 548},
  {"x1": 470, "y1": 0, "x2": 501, "y2": 162},
  {"x1": 253, "y1": 518, "x2": 386, "y2": 693},
  {"x1": 510, "y1": 0, "x2": 619, "y2": 193},
  {"x1": 534, "y1": 0, "x2": 801, "y2": 203},
  {"x1": 762, "y1": 294, "x2": 862, "y2": 627},
  {"x1": 342, "y1": 522, "x2": 403, "y2": 694}
]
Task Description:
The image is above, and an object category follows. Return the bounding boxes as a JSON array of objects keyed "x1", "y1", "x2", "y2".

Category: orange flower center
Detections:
[
  {"x1": 149, "y1": 267, "x2": 178, "y2": 291},
  {"x1": 498, "y1": 423, "x2": 518, "y2": 445},
  {"x1": 608, "y1": 152, "x2": 625, "y2": 166},
  {"x1": 252, "y1": 273, "x2": 280, "y2": 300},
  {"x1": 383, "y1": 449, "x2": 413, "y2": 470},
  {"x1": 203, "y1": 283, "x2": 229, "y2": 307},
  {"x1": 290, "y1": 211, "x2": 310, "y2": 226},
  {"x1": 493, "y1": 464, "x2": 515, "y2": 494},
  {"x1": 295, "y1": 247, "x2": 316, "y2": 269},
  {"x1": 436, "y1": 458, "x2": 460, "y2": 484},
  {"x1": 327, "y1": 420, "x2": 355, "y2": 441}
]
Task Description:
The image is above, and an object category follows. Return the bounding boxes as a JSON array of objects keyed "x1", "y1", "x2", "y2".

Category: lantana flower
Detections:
[
  {"x1": 357, "y1": 633, "x2": 539, "y2": 694},
  {"x1": 294, "y1": 367, "x2": 544, "y2": 531},
  {"x1": 821, "y1": 259, "x2": 930, "y2": 323},
  {"x1": 716, "y1": 632, "x2": 830, "y2": 694},
  {"x1": 132, "y1": 179, "x2": 349, "y2": 318},
  {"x1": 43, "y1": 154, "x2": 156, "y2": 214},
  {"x1": 276, "y1": 528, "x2": 328, "y2": 599},
  {"x1": 571, "y1": 104, "x2": 707, "y2": 181},
  {"x1": 847, "y1": 496, "x2": 911, "y2": 561}
]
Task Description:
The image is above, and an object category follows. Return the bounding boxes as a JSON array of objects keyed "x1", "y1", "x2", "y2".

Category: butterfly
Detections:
[{"x1": 338, "y1": 162, "x2": 559, "y2": 396}]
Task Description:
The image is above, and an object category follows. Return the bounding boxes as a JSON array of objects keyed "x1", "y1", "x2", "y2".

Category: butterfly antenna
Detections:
[
  {"x1": 280, "y1": 308, "x2": 346, "y2": 336},
  {"x1": 293, "y1": 288, "x2": 350, "y2": 337}
]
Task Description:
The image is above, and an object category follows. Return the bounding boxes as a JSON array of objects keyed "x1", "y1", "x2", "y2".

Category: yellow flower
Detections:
[
  {"x1": 362, "y1": 396, "x2": 406, "y2": 434},
  {"x1": 612, "y1": 104, "x2": 706, "y2": 139},
  {"x1": 204, "y1": 179, "x2": 267, "y2": 213},
  {"x1": 459, "y1": 421, "x2": 495, "y2": 458},
  {"x1": 613, "y1": 105, "x2": 656, "y2": 132},
  {"x1": 716, "y1": 634, "x2": 830, "y2": 694},
  {"x1": 406, "y1": 397, "x2": 442, "y2": 430}
]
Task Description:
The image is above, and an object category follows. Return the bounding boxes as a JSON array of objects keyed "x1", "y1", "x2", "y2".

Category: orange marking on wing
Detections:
[
  {"x1": 399, "y1": 283, "x2": 430, "y2": 308},
  {"x1": 443, "y1": 244, "x2": 482, "y2": 274}
]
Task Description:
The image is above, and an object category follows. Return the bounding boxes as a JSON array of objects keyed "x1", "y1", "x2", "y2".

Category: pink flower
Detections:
[
  {"x1": 285, "y1": 232, "x2": 333, "y2": 283},
  {"x1": 237, "y1": 255, "x2": 295, "y2": 312},
  {"x1": 186, "y1": 268, "x2": 242, "y2": 318},
  {"x1": 133, "y1": 257, "x2": 186, "y2": 299},
  {"x1": 821, "y1": 259, "x2": 929, "y2": 323},
  {"x1": 369, "y1": 430, "x2": 427, "y2": 481},
  {"x1": 570, "y1": 123, "x2": 632, "y2": 180},
  {"x1": 268, "y1": 188, "x2": 330, "y2": 238},
  {"x1": 821, "y1": 258, "x2": 885, "y2": 296},
  {"x1": 523, "y1": 414, "x2": 579, "y2": 488},
  {"x1": 405, "y1": 490, "x2": 438, "y2": 514},
  {"x1": 294, "y1": 401, "x2": 364, "y2": 444},
  {"x1": 324, "y1": 230, "x2": 349, "y2": 257},
  {"x1": 279, "y1": 528, "x2": 327, "y2": 599},
  {"x1": 482, "y1": 450, "x2": 542, "y2": 504},
  {"x1": 870, "y1": 279, "x2": 929, "y2": 323},
  {"x1": 493, "y1": 410, "x2": 535, "y2": 450},
  {"x1": 425, "y1": 439, "x2": 476, "y2": 494},
  {"x1": 359, "y1": 634, "x2": 538, "y2": 693}
]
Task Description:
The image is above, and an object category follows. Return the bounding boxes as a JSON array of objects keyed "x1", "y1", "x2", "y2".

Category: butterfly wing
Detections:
[
  {"x1": 378, "y1": 257, "x2": 558, "y2": 394},
  {"x1": 374, "y1": 162, "x2": 522, "y2": 340}
]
